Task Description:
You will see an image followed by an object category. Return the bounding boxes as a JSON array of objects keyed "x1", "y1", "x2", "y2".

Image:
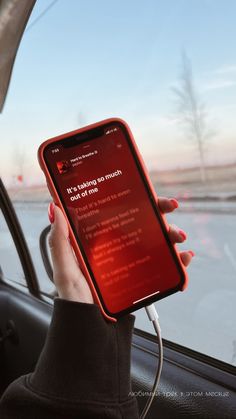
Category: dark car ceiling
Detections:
[{"x1": 0, "y1": 0, "x2": 36, "y2": 112}]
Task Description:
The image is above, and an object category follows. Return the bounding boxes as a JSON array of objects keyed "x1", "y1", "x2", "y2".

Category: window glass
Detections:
[
  {"x1": 1, "y1": 0, "x2": 236, "y2": 366},
  {"x1": 7, "y1": 191, "x2": 55, "y2": 295},
  {"x1": 0, "y1": 209, "x2": 25, "y2": 286}
]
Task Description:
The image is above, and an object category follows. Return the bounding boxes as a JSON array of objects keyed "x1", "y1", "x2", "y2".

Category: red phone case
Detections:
[{"x1": 38, "y1": 118, "x2": 188, "y2": 322}]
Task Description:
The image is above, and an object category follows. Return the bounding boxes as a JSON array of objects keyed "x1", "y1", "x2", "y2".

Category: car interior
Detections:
[{"x1": 0, "y1": 1, "x2": 236, "y2": 418}]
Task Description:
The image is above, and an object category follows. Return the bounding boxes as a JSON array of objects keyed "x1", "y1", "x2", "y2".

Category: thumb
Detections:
[
  {"x1": 48, "y1": 203, "x2": 83, "y2": 284},
  {"x1": 47, "y1": 203, "x2": 94, "y2": 303}
]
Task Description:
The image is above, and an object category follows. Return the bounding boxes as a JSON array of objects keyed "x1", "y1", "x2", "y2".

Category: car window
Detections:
[
  {"x1": 0, "y1": 208, "x2": 26, "y2": 287},
  {"x1": 7, "y1": 188, "x2": 55, "y2": 295},
  {"x1": 1, "y1": 0, "x2": 236, "y2": 367}
]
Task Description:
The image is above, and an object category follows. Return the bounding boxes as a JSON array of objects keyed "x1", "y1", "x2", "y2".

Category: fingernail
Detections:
[
  {"x1": 170, "y1": 198, "x2": 179, "y2": 209},
  {"x1": 178, "y1": 229, "x2": 187, "y2": 240},
  {"x1": 188, "y1": 250, "x2": 195, "y2": 257},
  {"x1": 48, "y1": 202, "x2": 55, "y2": 223}
]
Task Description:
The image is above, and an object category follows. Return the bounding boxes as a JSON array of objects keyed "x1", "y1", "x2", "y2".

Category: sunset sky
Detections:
[{"x1": 1, "y1": 0, "x2": 236, "y2": 186}]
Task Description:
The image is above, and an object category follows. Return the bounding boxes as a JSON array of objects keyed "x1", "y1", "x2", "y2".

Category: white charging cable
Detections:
[{"x1": 140, "y1": 304, "x2": 163, "y2": 419}]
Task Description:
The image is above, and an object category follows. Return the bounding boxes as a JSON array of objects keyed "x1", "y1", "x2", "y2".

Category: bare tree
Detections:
[
  {"x1": 12, "y1": 145, "x2": 27, "y2": 185},
  {"x1": 173, "y1": 52, "x2": 212, "y2": 183}
]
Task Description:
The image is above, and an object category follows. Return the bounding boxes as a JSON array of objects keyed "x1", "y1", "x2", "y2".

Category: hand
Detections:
[{"x1": 48, "y1": 198, "x2": 194, "y2": 304}]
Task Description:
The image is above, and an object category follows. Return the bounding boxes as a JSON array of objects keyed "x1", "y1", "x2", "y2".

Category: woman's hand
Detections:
[{"x1": 48, "y1": 197, "x2": 194, "y2": 304}]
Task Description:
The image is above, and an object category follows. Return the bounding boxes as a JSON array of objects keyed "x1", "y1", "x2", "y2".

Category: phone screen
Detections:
[{"x1": 44, "y1": 122, "x2": 183, "y2": 315}]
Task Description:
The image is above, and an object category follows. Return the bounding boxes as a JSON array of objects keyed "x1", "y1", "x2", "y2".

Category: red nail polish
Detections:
[
  {"x1": 48, "y1": 202, "x2": 55, "y2": 223},
  {"x1": 188, "y1": 250, "x2": 195, "y2": 257},
  {"x1": 170, "y1": 198, "x2": 179, "y2": 209},
  {"x1": 179, "y1": 229, "x2": 187, "y2": 240}
]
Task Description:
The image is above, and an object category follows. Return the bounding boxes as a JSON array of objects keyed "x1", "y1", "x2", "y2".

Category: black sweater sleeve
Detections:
[{"x1": 0, "y1": 298, "x2": 139, "y2": 419}]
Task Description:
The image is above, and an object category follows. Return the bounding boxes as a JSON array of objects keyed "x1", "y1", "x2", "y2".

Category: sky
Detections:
[{"x1": 1, "y1": 0, "x2": 236, "y2": 185}]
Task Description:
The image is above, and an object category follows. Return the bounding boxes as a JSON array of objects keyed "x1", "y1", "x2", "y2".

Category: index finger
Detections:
[{"x1": 158, "y1": 196, "x2": 179, "y2": 214}]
